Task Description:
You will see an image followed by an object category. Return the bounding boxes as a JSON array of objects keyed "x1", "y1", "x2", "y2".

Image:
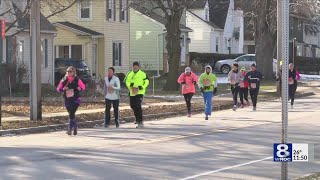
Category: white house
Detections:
[
  {"x1": 187, "y1": 0, "x2": 244, "y2": 54},
  {"x1": 0, "y1": 0, "x2": 57, "y2": 84}
]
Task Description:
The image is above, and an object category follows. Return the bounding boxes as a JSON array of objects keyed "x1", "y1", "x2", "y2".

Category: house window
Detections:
[
  {"x1": 290, "y1": 17, "x2": 294, "y2": 30},
  {"x1": 79, "y1": 0, "x2": 92, "y2": 20},
  {"x1": 316, "y1": 48, "x2": 320, "y2": 58},
  {"x1": 296, "y1": 45, "x2": 303, "y2": 56},
  {"x1": 41, "y1": 39, "x2": 48, "y2": 68},
  {"x1": 17, "y1": 40, "x2": 24, "y2": 63},
  {"x1": 224, "y1": 37, "x2": 228, "y2": 51},
  {"x1": 215, "y1": 37, "x2": 219, "y2": 52},
  {"x1": 113, "y1": 42, "x2": 122, "y2": 66},
  {"x1": 57, "y1": 45, "x2": 82, "y2": 59},
  {"x1": 121, "y1": 0, "x2": 128, "y2": 22},
  {"x1": 205, "y1": 9, "x2": 209, "y2": 21},
  {"x1": 107, "y1": 0, "x2": 115, "y2": 21},
  {"x1": 297, "y1": 20, "x2": 302, "y2": 31}
]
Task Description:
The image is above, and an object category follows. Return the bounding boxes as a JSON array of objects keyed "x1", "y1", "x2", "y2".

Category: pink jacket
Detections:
[
  {"x1": 177, "y1": 72, "x2": 198, "y2": 94},
  {"x1": 296, "y1": 70, "x2": 301, "y2": 80}
]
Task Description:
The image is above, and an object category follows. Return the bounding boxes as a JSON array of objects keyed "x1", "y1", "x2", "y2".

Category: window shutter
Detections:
[
  {"x1": 126, "y1": 0, "x2": 129, "y2": 23},
  {"x1": 119, "y1": 43, "x2": 122, "y2": 66},
  {"x1": 106, "y1": 0, "x2": 109, "y2": 20},
  {"x1": 119, "y1": 0, "x2": 122, "y2": 22},
  {"x1": 113, "y1": 0, "x2": 116, "y2": 21},
  {"x1": 45, "y1": 39, "x2": 48, "y2": 68},
  {"x1": 113, "y1": 43, "x2": 116, "y2": 66}
]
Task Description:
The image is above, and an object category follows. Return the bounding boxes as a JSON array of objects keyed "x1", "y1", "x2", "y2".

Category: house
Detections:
[
  {"x1": 0, "y1": 0, "x2": 57, "y2": 84},
  {"x1": 130, "y1": 5, "x2": 192, "y2": 75},
  {"x1": 187, "y1": 0, "x2": 244, "y2": 54},
  {"x1": 42, "y1": 0, "x2": 130, "y2": 79}
]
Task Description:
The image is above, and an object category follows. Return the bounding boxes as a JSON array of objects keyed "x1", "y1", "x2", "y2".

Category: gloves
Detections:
[
  {"x1": 200, "y1": 87, "x2": 204, "y2": 93},
  {"x1": 204, "y1": 86, "x2": 210, "y2": 90},
  {"x1": 193, "y1": 81, "x2": 197, "y2": 85},
  {"x1": 138, "y1": 86, "x2": 143, "y2": 90},
  {"x1": 130, "y1": 83, "x2": 134, "y2": 87},
  {"x1": 181, "y1": 81, "x2": 186, "y2": 84},
  {"x1": 213, "y1": 87, "x2": 217, "y2": 95}
]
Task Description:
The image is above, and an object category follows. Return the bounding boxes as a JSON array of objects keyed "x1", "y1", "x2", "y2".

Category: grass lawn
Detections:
[{"x1": 295, "y1": 172, "x2": 320, "y2": 180}]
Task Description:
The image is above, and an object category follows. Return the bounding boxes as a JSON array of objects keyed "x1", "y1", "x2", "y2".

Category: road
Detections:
[{"x1": 1, "y1": 95, "x2": 320, "y2": 180}]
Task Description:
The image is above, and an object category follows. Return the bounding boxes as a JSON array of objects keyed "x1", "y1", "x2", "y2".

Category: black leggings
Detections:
[
  {"x1": 239, "y1": 88, "x2": 249, "y2": 104},
  {"x1": 183, "y1": 93, "x2": 194, "y2": 113},
  {"x1": 231, "y1": 86, "x2": 239, "y2": 106},
  {"x1": 249, "y1": 89, "x2": 259, "y2": 107},
  {"x1": 289, "y1": 82, "x2": 297, "y2": 105},
  {"x1": 130, "y1": 95, "x2": 144, "y2": 124},
  {"x1": 105, "y1": 99, "x2": 120, "y2": 126},
  {"x1": 66, "y1": 103, "x2": 79, "y2": 120}
]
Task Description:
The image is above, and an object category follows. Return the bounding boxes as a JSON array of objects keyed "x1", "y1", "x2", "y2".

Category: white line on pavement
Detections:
[{"x1": 178, "y1": 156, "x2": 273, "y2": 180}]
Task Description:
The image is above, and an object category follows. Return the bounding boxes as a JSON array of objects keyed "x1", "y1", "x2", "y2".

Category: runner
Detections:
[
  {"x1": 125, "y1": 62, "x2": 149, "y2": 128},
  {"x1": 104, "y1": 67, "x2": 121, "y2": 128},
  {"x1": 228, "y1": 63, "x2": 242, "y2": 111},
  {"x1": 239, "y1": 67, "x2": 249, "y2": 108},
  {"x1": 289, "y1": 63, "x2": 300, "y2": 109},
  {"x1": 57, "y1": 66, "x2": 86, "y2": 135},
  {"x1": 177, "y1": 67, "x2": 198, "y2": 117},
  {"x1": 245, "y1": 64, "x2": 263, "y2": 111},
  {"x1": 199, "y1": 65, "x2": 217, "y2": 120}
]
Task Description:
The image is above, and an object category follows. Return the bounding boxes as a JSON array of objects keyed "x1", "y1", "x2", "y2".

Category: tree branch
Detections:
[{"x1": 45, "y1": 0, "x2": 79, "y2": 19}]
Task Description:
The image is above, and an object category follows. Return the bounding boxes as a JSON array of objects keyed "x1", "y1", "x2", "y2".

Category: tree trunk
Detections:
[
  {"x1": 255, "y1": 0, "x2": 276, "y2": 80},
  {"x1": 163, "y1": 9, "x2": 183, "y2": 91}
]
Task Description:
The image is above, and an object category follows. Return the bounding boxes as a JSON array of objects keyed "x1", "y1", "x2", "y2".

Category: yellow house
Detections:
[{"x1": 42, "y1": 0, "x2": 130, "y2": 79}]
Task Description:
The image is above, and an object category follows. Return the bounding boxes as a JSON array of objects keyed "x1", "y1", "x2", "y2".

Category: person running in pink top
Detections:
[
  {"x1": 177, "y1": 67, "x2": 198, "y2": 117},
  {"x1": 57, "y1": 66, "x2": 86, "y2": 136}
]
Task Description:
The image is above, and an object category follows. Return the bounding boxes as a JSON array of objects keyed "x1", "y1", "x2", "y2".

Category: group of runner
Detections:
[{"x1": 56, "y1": 61, "x2": 300, "y2": 135}]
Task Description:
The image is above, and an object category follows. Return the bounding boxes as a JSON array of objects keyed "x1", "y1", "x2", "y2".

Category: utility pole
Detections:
[
  {"x1": 30, "y1": 0, "x2": 42, "y2": 120},
  {"x1": 280, "y1": 0, "x2": 290, "y2": 179}
]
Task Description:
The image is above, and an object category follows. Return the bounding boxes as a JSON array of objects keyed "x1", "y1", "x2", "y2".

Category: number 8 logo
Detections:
[{"x1": 277, "y1": 144, "x2": 290, "y2": 158}]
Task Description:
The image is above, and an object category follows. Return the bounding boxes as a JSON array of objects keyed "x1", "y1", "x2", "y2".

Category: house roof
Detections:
[
  {"x1": 54, "y1": 21, "x2": 104, "y2": 37},
  {"x1": 131, "y1": 5, "x2": 193, "y2": 32},
  {"x1": 12, "y1": 2, "x2": 56, "y2": 32},
  {"x1": 189, "y1": 0, "x2": 207, "y2": 9},
  {"x1": 208, "y1": 0, "x2": 230, "y2": 29},
  {"x1": 188, "y1": 10, "x2": 222, "y2": 30}
]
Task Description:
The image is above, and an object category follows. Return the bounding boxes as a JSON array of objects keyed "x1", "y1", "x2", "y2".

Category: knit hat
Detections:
[
  {"x1": 185, "y1": 67, "x2": 191, "y2": 73},
  {"x1": 240, "y1": 67, "x2": 246, "y2": 71},
  {"x1": 132, "y1": 61, "x2": 140, "y2": 66}
]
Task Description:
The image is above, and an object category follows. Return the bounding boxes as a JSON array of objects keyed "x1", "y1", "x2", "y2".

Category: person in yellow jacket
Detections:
[{"x1": 125, "y1": 61, "x2": 149, "y2": 128}]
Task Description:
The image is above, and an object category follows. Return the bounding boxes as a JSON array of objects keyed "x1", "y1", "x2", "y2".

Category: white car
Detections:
[{"x1": 214, "y1": 54, "x2": 277, "y2": 74}]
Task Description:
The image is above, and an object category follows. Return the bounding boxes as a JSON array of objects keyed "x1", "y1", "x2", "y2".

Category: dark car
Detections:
[{"x1": 55, "y1": 58, "x2": 92, "y2": 85}]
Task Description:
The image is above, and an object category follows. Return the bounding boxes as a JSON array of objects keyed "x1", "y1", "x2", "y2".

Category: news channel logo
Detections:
[{"x1": 274, "y1": 143, "x2": 312, "y2": 162}]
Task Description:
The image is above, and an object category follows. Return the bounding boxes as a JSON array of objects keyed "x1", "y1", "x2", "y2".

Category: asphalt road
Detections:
[{"x1": 1, "y1": 95, "x2": 319, "y2": 180}]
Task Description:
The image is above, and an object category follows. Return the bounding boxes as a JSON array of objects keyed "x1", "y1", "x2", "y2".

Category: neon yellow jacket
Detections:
[{"x1": 125, "y1": 70, "x2": 149, "y2": 96}]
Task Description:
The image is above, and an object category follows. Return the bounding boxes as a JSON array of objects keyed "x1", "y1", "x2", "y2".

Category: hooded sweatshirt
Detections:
[
  {"x1": 228, "y1": 69, "x2": 242, "y2": 86},
  {"x1": 199, "y1": 65, "x2": 217, "y2": 92},
  {"x1": 177, "y1": 68, "x2": 198, "y2": 94}
]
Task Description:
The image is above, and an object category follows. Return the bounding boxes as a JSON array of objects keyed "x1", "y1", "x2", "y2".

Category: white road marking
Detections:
[{"x1": 179, "y1": 156, "x2": 273, "y2": 180}]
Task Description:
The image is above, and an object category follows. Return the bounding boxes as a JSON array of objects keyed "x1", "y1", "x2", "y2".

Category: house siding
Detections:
[
  {"x1": 130, "y1": 10, "x2": 164, "y2": 72},
  {"x1": 186, "y1": 11, "x2": 212, "y2": 53}
]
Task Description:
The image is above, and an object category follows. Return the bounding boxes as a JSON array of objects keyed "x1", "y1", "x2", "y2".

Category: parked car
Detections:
[
  {"x1": 54, "y1": 58, "x2": 92, "y2": 85},
  {"x1": 214, "y1": 54, "x2": 277, "y2": 74}
]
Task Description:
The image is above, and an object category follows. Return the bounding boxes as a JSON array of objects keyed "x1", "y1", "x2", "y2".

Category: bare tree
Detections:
[
  {"x1": 0, "y1": 0, "x2": 80, "y2": 35},
  {"x1": 237, "y1": 0, "x2": 320, "y2": 80},
  {"x1": 131, "y1": 0, "x2": 197, "y2": 91}
]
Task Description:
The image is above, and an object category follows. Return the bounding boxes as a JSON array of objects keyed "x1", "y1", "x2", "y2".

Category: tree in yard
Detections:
[
  {"x1": 131, "y1": 0, "x2": 197, "y2": 91},
  {"x1": 237, "y1": 0, "x2": 320, "y2": 80}
]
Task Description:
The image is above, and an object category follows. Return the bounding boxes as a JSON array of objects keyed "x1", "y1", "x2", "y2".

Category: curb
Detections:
[{"x1": 0, "y1": 92, "x2": 315, "y2": 136}]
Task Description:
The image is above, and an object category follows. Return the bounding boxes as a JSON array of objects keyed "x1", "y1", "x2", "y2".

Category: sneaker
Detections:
[
  {"x1": 253, "y1": 107, "x2": 256, "y2": 111},
  {"x1": 116, "y1": 124, "x2": 120, "y2": 128},
  {"x1": 134, "y1": 121, "x2": 137, "y2": 124},
  {"x1": 240, "y1": 104, "x2": 244, "y2": 108},
  {"x1": 136, "y1": 123, "x2": 144, "y2": 128},
  {"x1": 187, "y1": 113, "x2": 191, "y2": 117},
  {"x1": 205, "y1": 115, "x2": 208, "y2": 120},
  {"x1": 233, "y1": 105, "x2": 237, "y2": 111},
  {"x1": 66, "y1": 129, "x2": 72, "y2": 136},
  {"x1": 73, "y1": 127, "x2": 78, "y2": 136}
]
